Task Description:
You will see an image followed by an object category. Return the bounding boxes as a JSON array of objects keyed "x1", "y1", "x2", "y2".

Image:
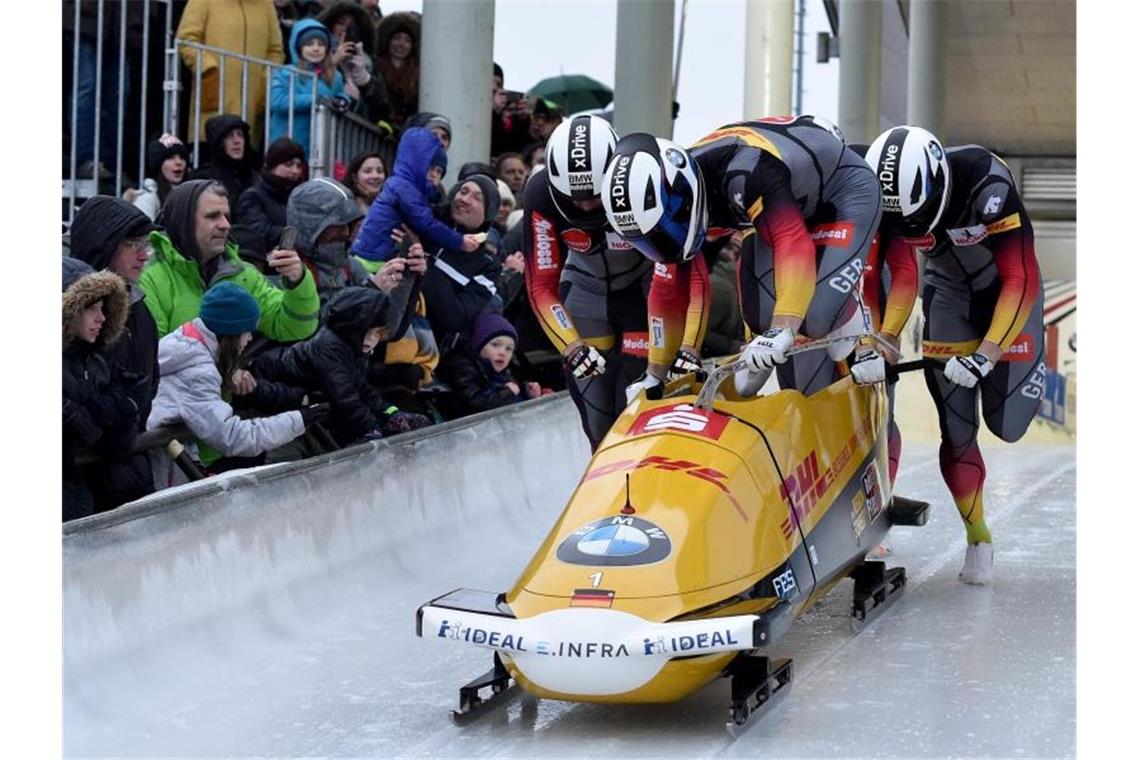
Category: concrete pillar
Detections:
[
  {"x1": 906, "y1": 0, "x2": 945, "y2": 134},
  {"x1": 614, "y1": 0, "x2": 674, "y2": 138},
  {"x1": 419, "y1": 0, "x2": 495, "y2": 170},
  {"x1": 838, "y1": 0, "x2": 882, "y2": 144},
  {"x1": 744, "y1": 0, "x2": 794, "y2": 119}
]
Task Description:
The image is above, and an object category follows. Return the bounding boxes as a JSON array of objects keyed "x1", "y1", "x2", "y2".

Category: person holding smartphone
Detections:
[
  {"x1": 318, "y1": 3, "x2": 393, "y2": 124},
  {"x1": 491, "y1": 62, "x2": 532, "y2": 156}
]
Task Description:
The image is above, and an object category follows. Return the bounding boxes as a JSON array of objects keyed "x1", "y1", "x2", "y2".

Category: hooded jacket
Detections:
[
  {"x1": 189, "y1": 114, "x2": 261, "y2": 203},
  {"x1": 286, "y1": 177, "x2": 375, "y2": 317},
  {"x1": 62, "y1": 260, "x2": 146, "y2": 520},
  {"x1": 147, "y1": 317, "x2": 306, "y2": 488},
  {"x1": 138, "y1": 179, "x2": 320, "y2": 340},
  {"x1": 316, "y1": 1, "x2": 392, "y2": 124},
  {"x1": 352, "y1": 127, "x2": 464, "y2": 262},
  {"x1": 268, "y1": 18, "x2": 350, "y2": 157},
  {"x1": 68, "y1": 196, "x2": 161, "y2": 426},
  {"x1": 234, "y1": 169, "x2": 298, "y2": 255},
  {"x1": 253, "y1": 286, "x2": 391, "y2": 444}
]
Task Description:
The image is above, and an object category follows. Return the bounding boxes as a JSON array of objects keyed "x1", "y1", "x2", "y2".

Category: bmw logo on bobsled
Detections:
[{"x1": 416, "y1": 346, "x2": 930, "y2": 730}]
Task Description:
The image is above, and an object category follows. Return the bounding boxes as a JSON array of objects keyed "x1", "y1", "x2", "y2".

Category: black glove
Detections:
[
  {"x1": 300, "y1": 403, "x2": 331, "y2": 427},
  {"x1": 564, "y1": 343, "x2": 606, "y2": 379},
  {"x1": 669, "y1": 347, "x2": 706, "y2": 380}
]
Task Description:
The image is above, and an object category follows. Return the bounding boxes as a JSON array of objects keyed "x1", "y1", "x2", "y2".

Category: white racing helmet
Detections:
[
  {"x1": 545, "y1": 114, "x2": 617, "y2": 229},
  {"x1": 864, "y1": 125, "x2": 951, "y2": 237},
  {"x1": 601, "y1": 133, "x2": 707, "y2": 264}
]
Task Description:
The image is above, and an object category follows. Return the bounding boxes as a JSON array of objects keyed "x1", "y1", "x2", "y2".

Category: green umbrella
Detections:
[{"x1": 527, "y1": 74, "x2": 614, "y2": 115}]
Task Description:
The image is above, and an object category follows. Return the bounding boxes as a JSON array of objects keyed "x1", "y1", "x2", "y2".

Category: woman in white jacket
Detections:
[{"x1": 147, "y1": 281, "x2": 318, "y2": 488}]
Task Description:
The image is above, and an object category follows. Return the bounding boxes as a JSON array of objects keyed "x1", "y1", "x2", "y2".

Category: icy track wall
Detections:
[{"x1": 63, "y1": 395, "x2": 591, "y2": 683}]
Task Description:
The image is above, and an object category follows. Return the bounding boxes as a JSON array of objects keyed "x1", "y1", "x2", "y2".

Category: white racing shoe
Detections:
[{"x1": 958, "y1": 542, "x2": 994, "y2": 585}]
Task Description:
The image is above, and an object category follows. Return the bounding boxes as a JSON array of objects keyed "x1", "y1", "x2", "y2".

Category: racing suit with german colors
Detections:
[
  {"x1": 522, "y1": 168, "x2": 659, "y2": 449},
  {"x1": 860, "y1": 229, "x2": 919, "y2": 486},
  {"x1": 648, "y1": 115, "x2": 882, "y2": 395},
  {"x1": 904, "y1": 145, "x2": 1044, "y2": 546}
]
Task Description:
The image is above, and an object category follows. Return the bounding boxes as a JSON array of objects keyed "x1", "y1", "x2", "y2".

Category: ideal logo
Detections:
[
  {"x1": 1002, "y1": 333, "x2": 1035, "y2": 362},
  {"x1": 812, "y1": 222, "x2": 854, "y2": 247},
  {"x1": 532, "y1": 214, "x2": 559, "y2": 270},
  {"x1": 437, "y1": 619, "x2": 528, "y2": 652}
]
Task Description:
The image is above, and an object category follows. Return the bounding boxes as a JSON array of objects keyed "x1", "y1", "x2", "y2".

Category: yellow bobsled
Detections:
[{"x1": 417, "y1": 353, "x2": 928, "y2": 727}]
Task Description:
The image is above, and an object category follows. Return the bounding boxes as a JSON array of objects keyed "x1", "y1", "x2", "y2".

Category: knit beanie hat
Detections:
[
  {"x1": 297, "y1": 25, "x2": 330, "y2": 52},
  {"x1": 264, "y1": 136, "x2": 306, "y2": 170},
  {"x1": 199, "y1": 282, "x2": 260, "y2": 336},
  {"x1": 424, "y1": 114, "x2": 452, "y2": 142},
  {"x1": 459, "y1": 161, "x2": 495, "y2": 181},
  {"x1": 146, "y1": 133, "x2": 190, "y2": 175},
  {"x1": 471, "y1": 312, "x2": 517, "y2": 353},
  {"x1": 449, "y1": 173, "x2": 500, "y2": 231}
]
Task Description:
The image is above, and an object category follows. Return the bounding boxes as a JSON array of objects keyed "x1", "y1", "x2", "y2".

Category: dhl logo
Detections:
[
  {"x1": 779, "y1": 418, "x2": 873, "y2": 534},
  {"x1": 690, "y1": 127, "x2": 781, "y2": 158},
  {"x1": 583, "y1": 456, "x2": 747, "y2": 520},
  {"x1": 922, "y1": 340, "x2": 982, "y2": 357},
  {"x1": 985, "y1": 212, "x2": 1022, "y2": 236}
]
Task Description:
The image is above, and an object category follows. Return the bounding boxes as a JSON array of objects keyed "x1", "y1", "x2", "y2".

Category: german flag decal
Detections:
[{"x1": 570, "y1": 589, "x2": 616, "y2": 608}]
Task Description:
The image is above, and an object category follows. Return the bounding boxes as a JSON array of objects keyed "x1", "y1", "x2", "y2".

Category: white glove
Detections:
[
  {"x1": 850, "y1": 346, "x2": 886, "y2": 385},
  {"x1": 944, "y1": 353, "x2": 993, "y2": 389},
  {"x1": 741, "y1": 328, "x2": 794, "y2": 371},
  {"x1": 625, "y1": 373, "x2": 663, "y2": 405},
  {"x1": 565, "y1": 343, "x2": 607, "y2": 379}
]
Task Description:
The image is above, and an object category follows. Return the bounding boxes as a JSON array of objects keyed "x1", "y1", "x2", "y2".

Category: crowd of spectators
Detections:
[{"x1": 61, "y1": 0, "x2": 748, "y2": 522}]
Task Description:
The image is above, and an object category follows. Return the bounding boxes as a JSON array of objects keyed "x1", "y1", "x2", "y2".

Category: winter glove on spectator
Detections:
[
  {"x1": 565, "y1": 343, "x2": 606, "y2": 379},
  {"x1": 944, "y1": 353, "x2": 993, "y2": 389},
  {"x1": 299, "y1": 403, "x2": 332, "y2": 427}
]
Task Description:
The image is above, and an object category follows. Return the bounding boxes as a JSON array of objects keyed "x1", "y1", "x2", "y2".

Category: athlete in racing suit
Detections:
[
  {"x1": 523, "y1": 115, "x2": 710, "y2": 449},
  {"x1": 862, "y1": 126, "x2": 1044, "y2": 585},
  {"x1": 603, "y1": 116, "x2": 885, "y2": 399}
]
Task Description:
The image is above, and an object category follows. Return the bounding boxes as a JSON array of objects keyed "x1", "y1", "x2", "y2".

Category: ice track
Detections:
[{"x1": 64, "y1": 395, "x2": 1075, "y2": 758}]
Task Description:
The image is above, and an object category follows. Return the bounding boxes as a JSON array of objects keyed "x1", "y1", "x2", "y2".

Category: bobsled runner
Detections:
[{"x1": 416, "y1": 340, "x2": 930, "y2": 729}]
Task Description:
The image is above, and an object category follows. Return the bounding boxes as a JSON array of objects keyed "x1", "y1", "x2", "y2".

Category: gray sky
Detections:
[{"x1": 382, "y1": 0, "x2": 839, "y2": 145}]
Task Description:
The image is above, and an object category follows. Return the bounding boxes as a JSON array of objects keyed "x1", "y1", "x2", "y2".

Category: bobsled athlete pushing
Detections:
[{"x1": 416, "y1": 337, "x2": 930, "y2": 730}]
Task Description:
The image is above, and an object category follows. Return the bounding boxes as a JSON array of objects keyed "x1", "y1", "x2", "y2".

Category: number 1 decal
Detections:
[{"x1": 589, "y1": 571, "x2": 603, "y2": 588}]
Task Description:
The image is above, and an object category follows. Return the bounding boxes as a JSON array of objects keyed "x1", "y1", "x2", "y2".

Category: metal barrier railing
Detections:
[
  {"x1": 168, "y1": 39, "x2": 392, "y2": 179},
  {"x1": 64, "y1": 3, "x2": 391, "y2": 226},
  {"x1": 64, "y1": 0, "x2": 175, "y2": 226}
]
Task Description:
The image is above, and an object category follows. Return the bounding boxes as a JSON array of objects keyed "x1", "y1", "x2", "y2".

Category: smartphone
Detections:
[{"x1": 278, "y1": 226, "x2": 297, "y2": 251}]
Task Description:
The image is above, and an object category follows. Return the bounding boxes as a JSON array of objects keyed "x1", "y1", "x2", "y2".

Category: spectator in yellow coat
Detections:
[{"x1": 177, "y1": 0, "x2": 286, "y2": 144}]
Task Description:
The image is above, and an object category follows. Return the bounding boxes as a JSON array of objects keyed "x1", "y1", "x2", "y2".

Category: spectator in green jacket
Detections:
[{"x1": 139, "y1": 179, "x2": 320, "y2": 341}]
